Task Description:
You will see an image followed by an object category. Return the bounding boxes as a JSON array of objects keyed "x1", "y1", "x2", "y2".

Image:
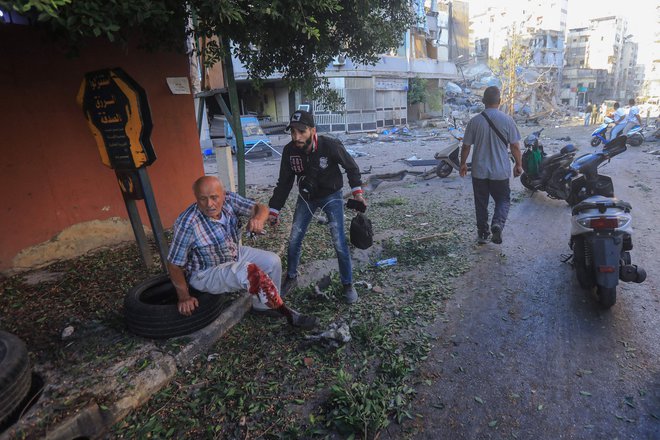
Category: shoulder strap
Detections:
[{"x1": 481, "y1": 111, "x2": 508, "y2": 147}]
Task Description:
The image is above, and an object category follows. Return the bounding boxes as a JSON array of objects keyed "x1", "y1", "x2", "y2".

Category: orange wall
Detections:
[{"x1": 0, "y1": 26, "x2": 204, "y2": 272}]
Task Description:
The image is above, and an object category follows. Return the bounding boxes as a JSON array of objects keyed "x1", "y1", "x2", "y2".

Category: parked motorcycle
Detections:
[
  {"x1": 567, "y1": 136, "x2": 646, "y2": 308},
  {"x1": 434, "y1": 118, "x2": 466, "y2": 178},
  {"x1": 520, "y1": 129, "x2": 578, "y2": 201}
]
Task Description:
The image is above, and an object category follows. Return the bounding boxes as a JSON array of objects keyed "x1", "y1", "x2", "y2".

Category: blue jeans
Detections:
[
  {"x1": 287, "y1": 191, "x2": 352, "y2": 285},
  {"x1": 471, "y1": 178, "x2": 510, "y2": 234}
]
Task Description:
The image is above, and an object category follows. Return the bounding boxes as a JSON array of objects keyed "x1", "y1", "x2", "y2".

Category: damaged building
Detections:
[{"x1": 225, "y1": 0, "x2": 470, "y2": 133}]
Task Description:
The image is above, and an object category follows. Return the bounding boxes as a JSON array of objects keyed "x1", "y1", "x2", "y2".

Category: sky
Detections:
[{"x1": 467, "y1": 0, "x2": 657, "y2": 66}]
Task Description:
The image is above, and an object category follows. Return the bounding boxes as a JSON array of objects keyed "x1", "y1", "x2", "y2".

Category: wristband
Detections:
[{"x1": 351, "y1": 188, "x2": 363, "y2": 196}]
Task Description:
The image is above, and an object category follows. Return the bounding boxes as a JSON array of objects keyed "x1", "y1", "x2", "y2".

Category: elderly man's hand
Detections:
[{"x1": 178, "y1": 296, "x2": 199, "y2": 316}]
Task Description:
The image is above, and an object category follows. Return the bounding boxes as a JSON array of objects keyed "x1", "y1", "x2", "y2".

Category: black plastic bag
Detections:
[{"x1": 350, "y1": 213, "x2": 373, "y2": 249}]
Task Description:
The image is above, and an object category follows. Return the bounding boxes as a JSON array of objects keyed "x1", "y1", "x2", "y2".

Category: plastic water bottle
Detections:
[{"x1": 375, "y1": 257, "x2": 397, "y2": 267}]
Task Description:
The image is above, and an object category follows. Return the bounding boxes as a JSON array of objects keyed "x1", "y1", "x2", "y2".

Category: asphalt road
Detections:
[{"x1": 383, "y1": 127, "x2": 660, "y2": 439}]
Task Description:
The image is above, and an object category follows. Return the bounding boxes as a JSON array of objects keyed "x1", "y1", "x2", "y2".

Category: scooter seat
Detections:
[{"x1": 572, "y1": 195, "x2": 632, "y2": 216}]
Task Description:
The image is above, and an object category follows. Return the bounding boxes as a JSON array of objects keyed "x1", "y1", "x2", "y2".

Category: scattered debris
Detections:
[
  {"x1": 354, "y1": 280, "x2": 373, "y2": 290},
  {"x1": 346, "y1": 148, "x2": 367, "y2": 158},
  {"x1": 305, "y1": 322, "x2": 352, "y2": 348},
  {"x1": 61, "y1": 326, "x2": 74, "y2": 339},
  {"x1": 410, "y1": 232, "x2": 454, "y2": 244},
  {"x1": 375, "y1": 257, "x2": 398, "y2": 267}
]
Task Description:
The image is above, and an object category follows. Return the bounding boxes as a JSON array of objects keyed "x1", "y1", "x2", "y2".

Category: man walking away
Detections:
[
  {"x1": 268, "y1": 110, "x2": 365, "y2": 303},
  {"x1": 459, "y1": 86, "x2": 523, "y2": 245}
]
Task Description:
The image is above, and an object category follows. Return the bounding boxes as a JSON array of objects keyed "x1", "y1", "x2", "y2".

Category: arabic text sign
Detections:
[{"x1": 77, "y1": 68, "x2": 156, "y2": 169}]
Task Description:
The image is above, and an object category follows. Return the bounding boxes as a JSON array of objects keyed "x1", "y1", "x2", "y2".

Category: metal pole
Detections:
[
  {"x1": 117, "y1": 174, "x2": 153, "y2": 269},
  {"x1": 138, "y1": 168, "x2": 169, "y2": 273},
  {"x1": 221, "y1": 36, "x2": 246, "y2": 196}
]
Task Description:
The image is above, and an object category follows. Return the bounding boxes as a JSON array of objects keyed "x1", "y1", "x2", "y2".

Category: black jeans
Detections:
[{"x1": 471, "y1": 177, "x2": 511, "y2": 234}]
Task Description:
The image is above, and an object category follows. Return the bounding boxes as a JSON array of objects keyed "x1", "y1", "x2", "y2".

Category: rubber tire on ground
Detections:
[
  {"x1": 628, "y1": 134, "x2": 643, "y2": 147},
  {"x1": 0, "y1": 331, "x2": 31, "y2": 428},
  {"x1": 590, "y1": 137, "x2": 601, "y2": 147},
  {"x1": 124, "y1": 274, "x2": 225, "y2": 339},
  {"x1": 435, "y1": 161, "x2": 453, "y2": 178},
  {"x1": 520, "y1": 172, "x2": 536, "y2": 191},
  {"x1": 596, "y1": 285, "x2": 617, "y2": 309}
]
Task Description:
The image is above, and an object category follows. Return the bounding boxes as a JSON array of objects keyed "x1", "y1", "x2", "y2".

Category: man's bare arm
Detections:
[
  {"x1": 459, "y1": 143, "x2": 471, "y2": 177},
  {"x1": 248, "y1": 203, "x2": 269, "y2": 233},
  {"x1": 509, "y1": 141, "x2": 523, "y2": 177},
  {"x1": 168, "y1": 262, "x2": 199, "y2": 316}
]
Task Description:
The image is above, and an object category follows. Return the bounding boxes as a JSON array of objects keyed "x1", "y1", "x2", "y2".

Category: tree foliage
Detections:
[
  {"x1": 407, "y1": 76, "x2": 428, "y2": 105},
  {"x1": 2, "y1": 0, "x2": 415, "y2": 103},
  {"x1": 489, "y1": 23, "x2": 529, "y2": 115}
]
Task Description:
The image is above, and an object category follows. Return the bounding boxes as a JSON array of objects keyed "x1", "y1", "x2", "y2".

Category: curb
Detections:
[{"x1": 1, "y1": 295, "x2": 252, "y2": 440}]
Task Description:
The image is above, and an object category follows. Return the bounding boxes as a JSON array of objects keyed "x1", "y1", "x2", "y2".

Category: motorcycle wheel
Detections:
[
  {"x1": 628, "y1": 134, "x2": 643, "y2": 147},
  {"x1": 436, "y1": 161, "x2": 453, "y2": 178},
  {"x1": 520, "y1": 173, "x2": 536, "y2": 190},
  {"x1": 590, "y1": 137, "x2": 601, "y2": 147},
  {"x1": 596, "y1": 285, "x2": 616, "y2": 309}
]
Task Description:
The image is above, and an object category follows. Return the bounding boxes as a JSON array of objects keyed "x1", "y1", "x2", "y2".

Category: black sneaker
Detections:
[
  {"x1": 491, "y1": 225, "x2": 502, "y2": 244},
  {"x1": 477, "y1": 231, "x2": 490, "y2": 244},
  {"x1": 281, "y1": 275, "x2": 298, "y2": 297}
]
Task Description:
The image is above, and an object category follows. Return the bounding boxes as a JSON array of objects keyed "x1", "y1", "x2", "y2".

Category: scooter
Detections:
[
  {"x1": 520, "y1": 131, "x2": 578, "y2": 201},
  {"x1": 621, "y1": 124, "x2": 644, "y2": 147},
  {"x1": 592, "y1": 117, "x2": 644, "y2": 147},
  {"x1": 567, "y1": 136, "x2": 646, "y2": 308},
  {"x1": 433, "y1": 118, "x2": 466, "y2": 178},
  {"x1": 590, "y1": 116, "x2": 613, "y2": 147}
]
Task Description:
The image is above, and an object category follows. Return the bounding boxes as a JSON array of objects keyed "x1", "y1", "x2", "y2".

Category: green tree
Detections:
[
  {"x1": 2, "y1": 0, "x2": 415, "y2": 103},
  {"x1": 407, "y1": 76, "x2": 428, "y2": 105},
  {"x1": 489, "y1": 22, "x2": 529, "y2": 115}
]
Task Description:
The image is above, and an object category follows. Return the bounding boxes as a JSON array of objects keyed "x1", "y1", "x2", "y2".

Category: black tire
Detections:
[
  {"x1": 520, "y1": 172, "x2": 536, "y2": 190},
  {"x1": 572, "y1": 237, "x2": 594, "y2": 290},
  {"x1": 628, "y1": 134, "x2": 643, "y2": 147},
  {"x1": 124, "y1": 274, "x2": 226, "y2": 339},
  {"x1": 597, "y1": 285, "x2": 617, "y2": 309},
  {"x1": 0, "y1": 331, "x2": 32, "y2": 427},
  {"x1": 435, "y1": 161, "x2": 453, "y2": 178},
  {"x1": 590, "y1": 137, "x2": 601, "y2": 147}
]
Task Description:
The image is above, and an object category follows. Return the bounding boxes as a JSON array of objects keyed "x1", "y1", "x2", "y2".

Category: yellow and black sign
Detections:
[{"x1": 77, "y1": 68, "x2": 156, "y2": 169}]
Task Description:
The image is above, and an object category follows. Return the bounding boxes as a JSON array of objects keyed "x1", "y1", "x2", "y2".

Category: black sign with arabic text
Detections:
[{"x1": 77, "y1": 68, "x2": 156, "y2": 169}]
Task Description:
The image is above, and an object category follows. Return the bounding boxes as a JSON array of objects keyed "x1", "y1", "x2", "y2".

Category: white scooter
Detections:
[{"x1": 568, "y1": 136, "x2": 646, "y2": 308}]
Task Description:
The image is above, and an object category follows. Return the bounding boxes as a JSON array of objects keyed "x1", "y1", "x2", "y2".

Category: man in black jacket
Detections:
[{"x1": 268, "y1": 110, "x2": 365, "y2": 303}]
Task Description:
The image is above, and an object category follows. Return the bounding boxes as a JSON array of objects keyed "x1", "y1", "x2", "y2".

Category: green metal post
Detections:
[{"x1": 221, "y1": 36, "x2": 246, "y2": 196}]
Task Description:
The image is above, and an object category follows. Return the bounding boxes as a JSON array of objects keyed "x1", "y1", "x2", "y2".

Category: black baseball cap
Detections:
[{"x1": 286, "y1": 110, "x2": 315, "y2": 131}]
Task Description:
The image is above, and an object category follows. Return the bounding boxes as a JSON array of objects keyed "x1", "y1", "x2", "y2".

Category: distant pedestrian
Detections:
[
  {"x1": 591, "y1": 103, "x2": 599, "y2": 125},
  {"x1": 600, "y1": 102, "x2": 608, "y2": 123},
  {"x1": 584, "y1": 102, "x2": 593, "y2": 126},
  {"x1": 459, "y1": 86, "x2": 523, "y2": 245}
]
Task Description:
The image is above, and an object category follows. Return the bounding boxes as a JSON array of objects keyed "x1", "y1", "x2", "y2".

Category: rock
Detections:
[{"x1": 61, "y1": 326, "x2": 74, "y2": 339}]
